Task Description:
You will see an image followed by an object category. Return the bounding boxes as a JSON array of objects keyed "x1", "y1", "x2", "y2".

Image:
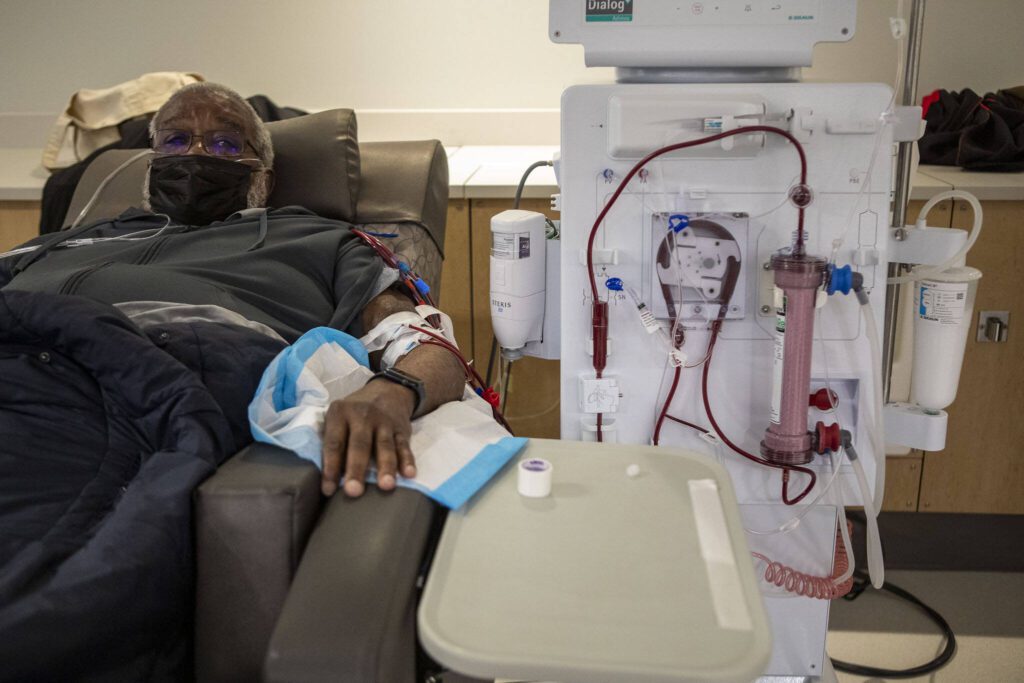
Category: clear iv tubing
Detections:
[
  {"x1": 625, "y1": 287, "x2": 681, "y2": 364},
  {"x1": 862, "y1": 300, "x2": 887, "y2": 513},
  {"x1": 887, "y1": 190, "x2": 984, "y2": 284},
  {"x1": 0, "y1": 150, "x2": 160, "y2": 260},
  {"x1": 0, "y1": 216, "x2": 172, "y2": 260},
  {"x1": 850, "y1": 446, "x2": 885, "y2": 589},
  {"x1": 669, "y1": 231, "x2": 715, "y2": 338},
  {"x1": 68, "y1": 150, "x2": 152, "y2": 231},
  {"x1": 830, "y1": 117, "x2": 890, "y2": 263},
  {"x1": 830, "y1": 5, "x2": 906, "y2": 260}
]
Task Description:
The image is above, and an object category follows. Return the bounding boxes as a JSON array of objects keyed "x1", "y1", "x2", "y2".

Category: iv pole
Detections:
[{"x1": 883, "y1": 0, "x2": 927, "y2": 402}]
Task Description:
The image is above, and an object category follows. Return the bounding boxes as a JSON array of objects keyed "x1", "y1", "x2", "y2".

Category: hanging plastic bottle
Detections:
[{"x1": 911, "y1": 265, "x2": 982, "y2": 411}]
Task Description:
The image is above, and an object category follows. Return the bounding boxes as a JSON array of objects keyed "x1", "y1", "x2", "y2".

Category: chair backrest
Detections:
[{"x1": 62, "y1": 109, "x2": 449, "y2": 287}]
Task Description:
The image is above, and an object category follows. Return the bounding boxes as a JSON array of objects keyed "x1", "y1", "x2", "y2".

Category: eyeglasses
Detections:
[{"x1": 152, "y1": 129, "x2": 248, "y2": 157}]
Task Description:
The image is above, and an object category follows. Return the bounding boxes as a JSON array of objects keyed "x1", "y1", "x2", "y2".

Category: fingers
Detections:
[
  {"x1": 375, "y1": 427, "x2": 399, "y2": 491},
  {"x1": 321, "y1": 404, "x2": 348, "y2": 497},
  {"x1": 343, "y1": 421, "x2": 373, "y2": 497},
  {"x1": 395, "y1": 432, "x2": 416, "y2": 479}
]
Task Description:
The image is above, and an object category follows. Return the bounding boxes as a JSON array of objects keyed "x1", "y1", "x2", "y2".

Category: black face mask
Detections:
[{"x1": 147, "y1": 154, "x2": 253, "y2": 225}]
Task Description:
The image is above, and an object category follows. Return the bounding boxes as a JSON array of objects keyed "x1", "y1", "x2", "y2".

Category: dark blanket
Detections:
[{"x1": 0, "y1": 290, "x2": 285, "y2": 681}]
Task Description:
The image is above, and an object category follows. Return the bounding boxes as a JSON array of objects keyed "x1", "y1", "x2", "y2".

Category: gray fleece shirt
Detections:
[{"x1": 0, "y1": 206, "x2": 389, "y2": 341}]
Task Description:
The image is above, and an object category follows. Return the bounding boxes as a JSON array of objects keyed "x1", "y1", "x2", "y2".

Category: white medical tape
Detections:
[
  {"x1": 380, "y1": 327, "x2": 426, "y2": 370},
  {"x1": 517, "y1": 458, "x2": 552, "y2": 498},
  {"x1": 688, "y1": 479, "x2": 752, "y2": 631},
  {"x1": 360, "y1": 310, "x2": 458, "y2": 370},
  {"x1": 415, "y1": 305, "x2": 458, "y2": 347},
  {"x1": 360, "y1": 311, "x2": 428, "y2": 353}
]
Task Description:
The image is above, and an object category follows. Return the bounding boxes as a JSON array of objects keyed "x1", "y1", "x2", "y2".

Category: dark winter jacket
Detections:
[{"x1": 0, "y1": 289, "x2": 285, "y2": 681}]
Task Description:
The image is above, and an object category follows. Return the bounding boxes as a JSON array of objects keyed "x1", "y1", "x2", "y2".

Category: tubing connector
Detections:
[{"x1": 840, "y1": 429, "x2": 856, "y2": 453}]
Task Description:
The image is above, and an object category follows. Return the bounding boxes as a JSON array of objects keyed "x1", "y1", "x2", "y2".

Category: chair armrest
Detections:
[
  {"x1": 263, "y1": 488, "x2": 439, "y2": 683},
  {"x1": 195, "y1": 443, "x2": 324, "y2": 683}
]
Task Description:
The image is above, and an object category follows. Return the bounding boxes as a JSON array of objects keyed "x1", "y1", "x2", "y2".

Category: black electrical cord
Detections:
[
  {"x1": 484, "y1": 338, "x2": 498, "y2": 387},
  {"x1": 831, "y1": 568, "x2": 957, "y2": 679}
]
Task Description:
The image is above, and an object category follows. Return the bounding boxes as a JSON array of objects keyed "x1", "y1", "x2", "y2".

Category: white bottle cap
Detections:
[{"x1": 517, "y1": 458, "x2": 553, "y2": 498}]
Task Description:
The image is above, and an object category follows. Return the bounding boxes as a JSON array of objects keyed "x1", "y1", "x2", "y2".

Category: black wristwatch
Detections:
[{"x1": 371, "y1": 367, "x2": 426, "y2": 419}]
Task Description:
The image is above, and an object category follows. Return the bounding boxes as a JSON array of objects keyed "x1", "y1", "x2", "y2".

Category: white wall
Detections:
[
  {"x1": 806, "y1": 0, "x2": 1024, "y2": 95},
  {"x1": 1, "y1": 1, "x2": 1021, "y2": 146}
]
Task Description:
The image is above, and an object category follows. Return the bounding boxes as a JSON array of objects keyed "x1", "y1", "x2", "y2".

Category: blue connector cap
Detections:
[
  {"x1": 668, "y1": 214, "x2": 690, "y2": 233},
  {"x1": 605, "y1": 277, "x2": 624, "y2": 291},
  {"x1": 414, "y1": 278, "x2": 431, "y2": 296},
  {"x1": 827, "y1": 264, "x2": 854, "y2": 296},
  {"x1": 397, "y1": 261, "x2": 412, "y2": 274}
]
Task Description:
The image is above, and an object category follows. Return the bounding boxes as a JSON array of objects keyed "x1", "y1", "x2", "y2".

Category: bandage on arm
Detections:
[
  {"x1": 360, "y1": 306, "x2": 458, "y2": 370},
  {"x1": 358, "y1": 289, "x2": 465, "y2": 414}
]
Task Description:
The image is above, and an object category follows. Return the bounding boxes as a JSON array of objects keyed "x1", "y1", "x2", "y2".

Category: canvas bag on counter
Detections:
[{"x1": 42, "y1": 71, "x2": 204, "y2": 171}]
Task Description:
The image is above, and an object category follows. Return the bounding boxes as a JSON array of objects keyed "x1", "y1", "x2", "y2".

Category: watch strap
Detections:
[{"x1": 371, "y1": 367, "x2": 426, "y2": 419}]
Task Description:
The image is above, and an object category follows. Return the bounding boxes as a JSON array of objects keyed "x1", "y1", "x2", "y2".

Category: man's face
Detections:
[
  {"x1": 144, "y1": 94, "x2": 274, "y2": 220},
  {"x1": 153, "y1": 103, "x2": 258, "y2": 162}
]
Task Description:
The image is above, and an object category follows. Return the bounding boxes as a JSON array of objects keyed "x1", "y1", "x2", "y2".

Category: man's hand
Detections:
[
  {"x1": 321, "y1": 379, "x2": 418, "y2": 497},
  {"x1": 323, "y1": 286, "x2": 465, "y2": 498}
]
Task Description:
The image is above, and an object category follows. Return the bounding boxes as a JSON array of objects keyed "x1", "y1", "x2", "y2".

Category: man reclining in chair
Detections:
[
  {"x1": 1, "y1": 82, "x2": 465, "y2": 499},
  {"x1": 0, "y1": 84, "x2": 466, "y2": 679}
]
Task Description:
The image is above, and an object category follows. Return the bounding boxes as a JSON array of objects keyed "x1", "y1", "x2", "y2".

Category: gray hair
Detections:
[{"x1": 143, "y1": 82, "x2": 275, "y2": 211}]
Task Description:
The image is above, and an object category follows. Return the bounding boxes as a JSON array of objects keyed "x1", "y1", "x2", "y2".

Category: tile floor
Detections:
[
  {"x1": 827, "y1": 570, "x2": 1024, "y2": 682},
  {"x1": 473, "y1": 571, "x2": 1024, "y2": 682}
]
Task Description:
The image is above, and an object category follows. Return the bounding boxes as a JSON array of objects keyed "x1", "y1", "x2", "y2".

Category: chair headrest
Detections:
[
  {"x1": 63, "y1": 108, "x2": 361, "y2": 227},
  {"x1": 266, "y1": 109, "x2": 360, "y2": 222}
]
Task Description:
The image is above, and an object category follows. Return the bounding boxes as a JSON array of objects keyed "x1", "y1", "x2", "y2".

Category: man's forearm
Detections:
[
  {"x1": 390, "y1": 342, "x2": 466, "y2": 416},
  {"x1": 361, "y1": 287, "x2": 466, "y2": 416}
]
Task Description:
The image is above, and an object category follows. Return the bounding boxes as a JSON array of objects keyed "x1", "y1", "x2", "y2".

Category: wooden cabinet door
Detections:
[{"x1": 919, "y1": 200, "x2": 1024, "y2": 513}]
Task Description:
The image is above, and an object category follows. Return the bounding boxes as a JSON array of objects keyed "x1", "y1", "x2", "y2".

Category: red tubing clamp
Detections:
[
  {"x1": 479, "y1": 387, "x2": 501, "y2": 408},
  {"x1": 815, "y1": 422, "x2": 841, "y2": 454},
  {"x1": 809, "y1": 388, "x2": 839, "y2": 411}
]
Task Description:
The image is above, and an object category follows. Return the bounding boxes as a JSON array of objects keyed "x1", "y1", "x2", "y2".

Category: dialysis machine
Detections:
[{"x1": 489, "y1": 1, "x2": 984, "y2": 679}]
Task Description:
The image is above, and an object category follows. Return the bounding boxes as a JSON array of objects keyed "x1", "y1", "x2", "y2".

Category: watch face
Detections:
[
  {"x1": 385, "y1": 368, "x2": 423, "y2": 388},
  {"x1": 388, "y1": 368, "x2": 419, "y2": 384}
]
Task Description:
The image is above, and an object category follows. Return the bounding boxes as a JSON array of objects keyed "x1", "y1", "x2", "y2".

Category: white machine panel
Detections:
[
  {"x1": 560, "y1": 82, "x2": 891, "y2": 502},
  {"x1": 550, "y1": 0, "x2": 856, "y2": 67},
  {"x1": 558, "y1": 82, "x2": 893, "y2": 674}
]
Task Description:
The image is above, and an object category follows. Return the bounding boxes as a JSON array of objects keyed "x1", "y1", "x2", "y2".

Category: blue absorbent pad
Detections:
[{"x1": 249, "y1": 326, "x2": 523, "y2": 508}]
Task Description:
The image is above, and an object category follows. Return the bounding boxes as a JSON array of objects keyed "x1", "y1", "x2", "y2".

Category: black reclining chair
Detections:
[{"x1": 63, "y1": 110, "x2": 459, "y2": 683}]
